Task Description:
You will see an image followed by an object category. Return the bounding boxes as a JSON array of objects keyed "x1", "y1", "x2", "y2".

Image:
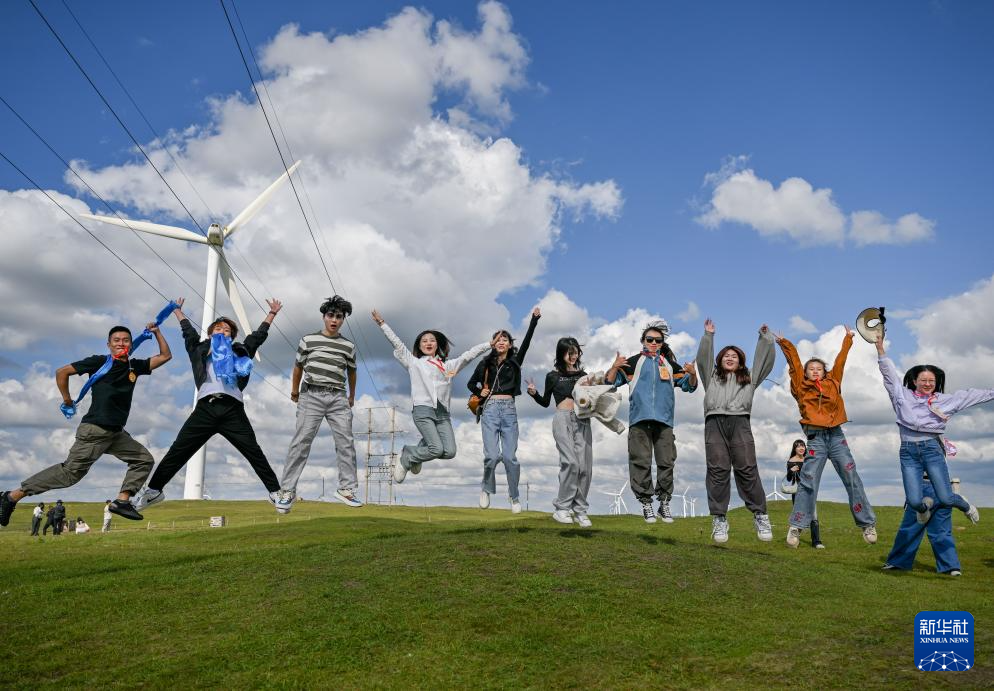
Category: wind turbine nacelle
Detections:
[{"x1": 207, "y1": 223, "x2": 224, "y2": 244}]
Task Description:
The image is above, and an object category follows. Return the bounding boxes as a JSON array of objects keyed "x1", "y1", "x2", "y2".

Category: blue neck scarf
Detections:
[{"x1": 210, "y1": 333, "x2": 253, "y2": 387}]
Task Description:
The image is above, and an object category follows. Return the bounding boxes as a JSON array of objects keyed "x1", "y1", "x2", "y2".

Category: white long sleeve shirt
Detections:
[{"x1": 379, "y1": 322, "x2": 489, "y2": 411}]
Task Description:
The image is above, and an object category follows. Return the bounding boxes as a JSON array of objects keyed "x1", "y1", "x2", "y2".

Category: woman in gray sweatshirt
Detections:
[{"x1": 695, "y1": 320, "x2": 776, "y2": 544}]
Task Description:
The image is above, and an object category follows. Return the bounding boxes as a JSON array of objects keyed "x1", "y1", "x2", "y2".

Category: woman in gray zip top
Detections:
[{"x1": 695, "y1": 319, "x2": 775, "y2": 544}]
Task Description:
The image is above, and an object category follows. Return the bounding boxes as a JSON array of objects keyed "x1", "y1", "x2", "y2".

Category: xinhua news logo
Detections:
[{"x1": 914, "y1": 611, "x2": 974, "y2": 672}]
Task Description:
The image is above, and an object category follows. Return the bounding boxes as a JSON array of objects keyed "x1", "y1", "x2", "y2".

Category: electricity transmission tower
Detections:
[{"x1": 356, "y1": 406, "x2": 404, "y2": 505}]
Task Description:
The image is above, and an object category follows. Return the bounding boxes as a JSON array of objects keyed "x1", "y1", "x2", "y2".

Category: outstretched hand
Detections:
[
  {"x1": 526, "y1": 377, "x2": 537, "y2": 394},
  {"x1": 371, "y1": 309, "x2": 384, "y2": 325},
  {"x1": 844, "y1": 325, "x2": 855, "y2": 338},
  {"x1": 759, "y1": 324, "x2": 769, "y2": 334},
  {"x1": 266, "y1": 298, "x2": 283, "y2": 314},
  {"x1": 704, "y1": 318, "x2": 715, "y2": 334},
  {"x1": 611, "y1": 352, "x2": 627, "y2": 370},
  {"x1": 874, "y1": 333, "x2": 886, "y2": 356},
  {"x1": 532, "y1": 307, "x2": 542, "y2": 319}
]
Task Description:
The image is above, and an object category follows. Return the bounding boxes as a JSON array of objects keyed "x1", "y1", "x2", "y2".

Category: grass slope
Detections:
[{"x1": 1, "y1": 500, "x2": 991, "y2": 689}]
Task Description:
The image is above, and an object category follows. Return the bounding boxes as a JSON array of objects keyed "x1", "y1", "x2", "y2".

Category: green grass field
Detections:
[{"x1": 1, "y1": 499, "x2": 991, "y2": 689}]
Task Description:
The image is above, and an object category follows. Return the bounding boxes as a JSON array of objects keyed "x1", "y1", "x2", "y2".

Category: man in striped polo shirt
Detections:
[{"x1": 276, "y1": 295, "x2": 362, "y2": 512}]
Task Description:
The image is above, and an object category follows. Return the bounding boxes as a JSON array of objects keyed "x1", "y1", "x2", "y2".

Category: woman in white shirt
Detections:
[
  {"x1": 372, "y1": 310, "x2": 491, "y2": 483},
  {"x1": 75, "y1": 518, "x2": 90, "y2": 534}
]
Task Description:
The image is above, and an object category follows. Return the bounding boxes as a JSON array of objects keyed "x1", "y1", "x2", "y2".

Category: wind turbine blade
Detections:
[
  {"x1": 217, "y1": 252, "x2": 260, "y2": 362},
  {"x1": 224, "y1": 161, "x2": 301, "y2": 238},
  {"x1": 79, "y1": 213, "x2": 208, "y2": 244}
]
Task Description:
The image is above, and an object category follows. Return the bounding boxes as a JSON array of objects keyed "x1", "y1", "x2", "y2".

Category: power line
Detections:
[
  {"x1": 221, "y1": 0, "x2": 386, "y2": 400},
  {"x1": 28, "y1": 0, "x2": 303, "y2": 358}
]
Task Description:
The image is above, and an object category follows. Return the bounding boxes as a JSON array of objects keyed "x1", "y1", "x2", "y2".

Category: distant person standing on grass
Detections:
[
  {"x1": 30, "y1": 503, "x2": 44, "y2": 536},
  {"x1": 52, "y1": 500, "x2": 66, "y2": 535},
  {"x1": 0, "y1": 321, "x2": 172, "y2": 529},
  {"x1": 276, "y1": 296, "x2": 362, "y2": 514},
  {"x1": 102, "y1": 500, "x2": 113, "y2": 532},
  {"x1": 42, "y1": 505, "x2": 57, "y2": 535},
  {"x1": 785, "y1": 440, "x2": 824, "y2": 548},
  {"x1": 775, "y1": 328, "x2": 877, "y2": 548}
]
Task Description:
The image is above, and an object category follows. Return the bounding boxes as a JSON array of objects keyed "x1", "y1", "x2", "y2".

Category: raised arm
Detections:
[
  {"x1": 148, "y1": 322, "x2": 172, "y2": 371},
  {"x1": 695, "y1": 320, "x2": 715, "y2": 390},
  {"x1": 830, "y1": 328, "x2": 854, "y2": 383},
  {"x1": 775, "y1": 334, "x2": 803, "y2": 390},
  {"x1": 752, "y1": 325, "x2": 776, "y2": 384},
  {"x1": 173, "y1": 298, "x2": 203, "y2": 352},
  {"x1": 372, "y1": 310, "x2": 412, "y2": 367},
  {"x1": 939, "y1": 388, "x2": 994, "y2": 417},
  {"x1": 514, "y1": 308, "x2": 541, "y2": 365},
  {"x1": 446, "y1": 340, "x2": 492, "y2": 375}
]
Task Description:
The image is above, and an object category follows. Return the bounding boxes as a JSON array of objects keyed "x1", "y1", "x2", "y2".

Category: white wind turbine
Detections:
[
  {"x1": 679, "y1": 486, "x2": 692, "y2": 518},
  {"x1": 602, "y1": 480, "x2": 629, "y2": 515},
  {"x1": 766, "y1": 472, "x2": 788, "y2": 501},
  {"x1": 80, "y1": 162, "x2": 301, "y2": 499},
  {"x1": 688, "y1": 496, "x2": 698, "y2": 518}
]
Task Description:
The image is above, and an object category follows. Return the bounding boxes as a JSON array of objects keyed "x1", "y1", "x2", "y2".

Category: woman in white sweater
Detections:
[{"x1": 372, "y1": 310, "x2": 492, "y2": 483}]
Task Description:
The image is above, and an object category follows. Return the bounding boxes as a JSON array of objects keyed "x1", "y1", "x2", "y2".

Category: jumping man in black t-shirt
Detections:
[{"x1": 0, "y1": 322, "x2": 172, "y2": 527}]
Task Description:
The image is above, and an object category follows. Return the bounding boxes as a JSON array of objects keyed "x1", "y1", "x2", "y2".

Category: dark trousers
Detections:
[
  {"x1": 704, "y1": 415, "x2": 767, "y2": 515},
  {"x1": 30, "y1": 517, "x2": 41, "y2": 535},
  {"x1": 43, "y1": 519, "x2": 55, "y2": 535},
  {"x1": 149, "y1": 395, "x2": 279, "y2": 493},
  {"x1": 628, "y1": 420, "x2": 677, "y2": 502}
]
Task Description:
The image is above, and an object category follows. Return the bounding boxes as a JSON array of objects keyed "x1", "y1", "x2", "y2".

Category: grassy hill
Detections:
[{"x1": 1, "y1": 500, "x2": 990, "y2": 689}]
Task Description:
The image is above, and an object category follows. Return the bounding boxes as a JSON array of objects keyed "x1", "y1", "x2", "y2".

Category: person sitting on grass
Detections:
[
  {"x1": 883, "y1": 472, "x2": 961, "y2": 577},
  {"x1": 0, "y1": 321, "x2": 172, "y2": 528},
  {"x1": 372, "y1": 309, "x2": 491, "y2": 484},
  {"x1": 277, "y1": 295, "x2": 362, "y2": 514},
  {"x1": 776, "y1": 328, "x2": 877, "y2": 547},
  {"x1": 75, "y1": 518, "x2": 90, "y2": 534},
  {"x1": 875, "y1": 334, "x2": 988, "y2": 526},
  {"x1": 132, "y1": 297, "x2": 284, "y2": 511}
]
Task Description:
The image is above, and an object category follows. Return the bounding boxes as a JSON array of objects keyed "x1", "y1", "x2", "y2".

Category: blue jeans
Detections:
[
  {"x1": 481, "y1": 399, "x2": 521, "y2": 500},
  {"x1": 885, "y1": 480, "x2": 960, "y2": 573},
  {"x1": 401, "y1": 403, "x2": 456, "y2": 468},
  {"x1": 900, "y1": 439, "x2": 969, "y2": 513},
  {"x1": 789, "y1": 425, "x2": 876, "y2": 529}
]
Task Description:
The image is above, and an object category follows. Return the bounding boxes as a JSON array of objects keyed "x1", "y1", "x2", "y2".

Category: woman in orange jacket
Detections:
[{"x1": 775, "y1": 327, "x2": 877, "y2": 548}]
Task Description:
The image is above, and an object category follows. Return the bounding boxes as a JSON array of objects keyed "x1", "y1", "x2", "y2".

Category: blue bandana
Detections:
[{"x1": 210, "y1": 333, "x2": 253, "y2": 387}]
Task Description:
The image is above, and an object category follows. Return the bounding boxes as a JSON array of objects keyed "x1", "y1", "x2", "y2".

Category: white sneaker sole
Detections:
[{"x1": 333, "y1": 492, "x2": 363, "y2": 508}]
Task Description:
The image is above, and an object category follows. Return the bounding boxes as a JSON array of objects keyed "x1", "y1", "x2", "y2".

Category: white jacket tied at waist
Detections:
[{"x1": 573, "y1": 373, "x2": 625, "y2": 434}]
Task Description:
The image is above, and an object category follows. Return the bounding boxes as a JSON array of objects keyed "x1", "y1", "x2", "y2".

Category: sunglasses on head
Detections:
[{"x1": 643, "y1": 336, "x2": 664, "y2": 344}]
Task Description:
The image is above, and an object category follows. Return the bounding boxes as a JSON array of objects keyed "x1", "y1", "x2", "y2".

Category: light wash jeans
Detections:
[
  {"x1": 401, "y1": 402, "x2": 456, "y2": 469},
  {"x1": 481, "y1": 399, "x2": 521, "y2": 500},
  {"x1": 885, "y1": 479, "x2": 960, "y2": 573},
  {"x1": 789, "y1": 425, "x2": 875, "y2": 529},
  {"x1": 899, "y1": 439, "x2": 969, "y2": 513}
]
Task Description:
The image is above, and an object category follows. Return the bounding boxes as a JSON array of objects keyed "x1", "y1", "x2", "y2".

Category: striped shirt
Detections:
[{"x1": 296, "y1": 332, "x2": 356, "y2": 390}]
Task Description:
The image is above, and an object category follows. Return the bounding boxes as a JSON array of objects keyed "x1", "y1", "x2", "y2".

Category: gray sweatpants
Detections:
[
  {"x1": 552, "y1": 409, "x2": 593, "y2": 513},
  {"x1": 704, "y1": 414, "x2": 767, "y2": 515},
  {"x1": 282, "y1": 386, "x2": 357, "y2": 493},
  {"x1": 20, "y1": 423, "x2": 153, "y2": 497},
  {"x1": 401, "y1": 403, "x2": 456, "y2": 468}
]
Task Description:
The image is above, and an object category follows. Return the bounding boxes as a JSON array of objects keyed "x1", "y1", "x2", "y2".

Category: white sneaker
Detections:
[
  {"x1": 658, "y1": 499, "x2": 674, "y2": 523},
  {"x1": 754, "y1": 513, "x2": 773, "y2": 542},
  {"x1": 552, "y1": 509, "x2": 573, "y2": 524},
  {"x1": 949, "y1": 569, "x2": 962, "y2": 577},
  {"x1": 575, "y1": 513, "x2": 592, "y2": 528},
  {"x1": 641, "y1": 502, "x2": 657, "y2": 524},
  {"x1": 916, "y1": 496, "x2": 935, "y2": 524},
  {"x1": 268, "y1": 491, "x2": 281, "y2": 507},
  {"x1": 334, "y1": 488, "x2": 363, "y2": 508},
  {"x1": 393, "y1": 460, "x2": 408, "y2": 484},
  {"x1": 786, "y1": 526, "x2": 802, "y2": 548},
  {"x1": 862, "y1": 525, "x2": 878, "y2": 545},
  {"x1": 510, "y1": 499, "x2": 522, "y2": 514},
  {"x1": 964, "y1": 501, "x2": 980, "y2": 525},
  {"x1": 131, "y1": 487, "x2": 164, "y2": 511},
  {"x1": 275, "y1": 489, "x2": 295, "y2": 514},
  {"x1": 712, "y1": 515, "x2": 729, "y2": 544},
  {"x1": 479, "y1": 491, "x2": 490, "y2": 509}
]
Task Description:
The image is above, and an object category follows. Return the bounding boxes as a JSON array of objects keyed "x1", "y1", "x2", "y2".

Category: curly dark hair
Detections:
[{"x1": 320, "y1": 295, "x2": 353, "y2": 317}]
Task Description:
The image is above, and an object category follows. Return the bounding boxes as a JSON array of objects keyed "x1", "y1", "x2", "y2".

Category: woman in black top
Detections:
[
  {"x1": 527, "y1": 337, "x2": 595, "y2": 527},
  {"x1": 468, "y1": 308, "x2": 541, "y2": 513}
]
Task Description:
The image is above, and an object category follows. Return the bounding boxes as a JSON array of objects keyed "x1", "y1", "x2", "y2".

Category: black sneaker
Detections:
[
  {"x1": 0, "y1": 491, "x2": 16, "y2": 527},
  {"x1": 108, "y1": 499, "x2": 144, "y2": 521}
]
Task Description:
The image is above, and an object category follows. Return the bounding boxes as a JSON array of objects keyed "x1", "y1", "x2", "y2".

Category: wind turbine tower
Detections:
[{"x1": 81, "y1": 162, "x2": 301, "y2": 498}]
